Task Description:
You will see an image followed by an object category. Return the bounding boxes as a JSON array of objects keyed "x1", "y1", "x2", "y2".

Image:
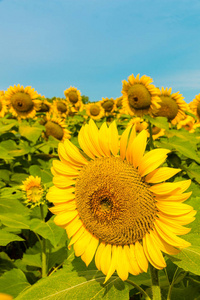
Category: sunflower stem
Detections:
[
  {"x1": 149, "y1": 264, "x2": 162, "y2": 300},
  {"x1": 126, "y1": 279, "x2": 151, "y2": 300},
  {"x1": 40, "y1": 205, "x2": 47, "y2": 278},
  {"x1": 148, "y1": 121, "x2": 154, "y2": 149}
]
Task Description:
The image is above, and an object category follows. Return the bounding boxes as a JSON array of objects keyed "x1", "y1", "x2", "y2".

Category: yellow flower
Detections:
[
  {"x1": 122, "y1": 74, "x2": 161, "y2": 117},
  {"x1": 86, "y1": 102, "x2": 105, "y2": 120},
  {"x1": 176, "y1": 115, "x2": 195, "y2": 133},
  {"x1": 64, "y1": 86, "x2": 83, "y2": 110},
  {"x1": 100, "y1": 97, "x2": 116, "y2": 114},
  {"x1": 128, "y1": 117, "x2": 148, "y2": 133},
  {"x1": 0, "y1": 91, "x2": 7, "y2": 118},
  {"x1": 22, "y1": 176, "x2": 44, "y2": 207},
  {"x1": 189, "y1": 93, "x2": 200, "y2": 121},
  {"x1": 44, "y1": 114, "x2": 71, "y2": 142},
  {"x1": 150, "y1": 126, "x2": 166, "y2": 140},
  {"x1": 37, "y1": 97, "x2": 51, "y2": 113},
  {"x1": 154, "y1": 87, "x2": 189, "y2": 125},
  {"x1": 51, "y1": 98, "x2": 69, "y2": 117},
  {"x1": 47, "y1": 120, "x2": 195, "y2": 282},
  {"x1": 4, "y1": 84, "x2": 41, "y2": 119}
]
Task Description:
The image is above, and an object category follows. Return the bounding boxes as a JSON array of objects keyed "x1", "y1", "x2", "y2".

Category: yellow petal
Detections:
[
  {"x1": 129, "y1": 130, "x2": 147, "y2": 168},
  {"x1": 143, "y1": 233, "x2": 166, "y2": 269},
  {"x1": 159, "y1": 210, "x2": 196, "y2": 225},
  {"x1": 53, "y1": 160, "x2": 79, "y2": 176},
  {"x1": 145, "y1": 167, "x2": 181, "y2": 183},
  {"x1": 149, "y1": 181, "x2": 190, "y2": 196},
  {"x1": 65, "y1": 215, "x2": 83, "y2": 238},
  {"x1": 108, "y1": 121, "x2": 119, "y2": 156},
  {"x1": 49, "y1": 201, "x2": 76, "y2": 214},
  {"x1": 134, "y1": 241, "x2": 148, "y2": 272},
  {"x1": 100, "y1": 244, "x2": 112, "y2": 275},
  {"x1": 139, "y1": 149, "x2": 170, "y2": 177},
  {"x1": 53, "y1": 175, "x2": 75, "y2": 188},
  {"x1": 73, "y1": 230, "x2": 93, "y2": 257},
  {"x1": 95, "y1": 242, "x2": 106, "y2": 271},
  {"x1": 154, "y1": 219, "x2": 191, "y2": 248},
  {"x1": 87, "y1": 119, "x2": 105, "y2": 157},
  {"x1": 126, "y1": 126, "x2": 136, "y2": 162},
  {"x1": 81, "y1": 235, "x2": 99, "y2": 266},
  {"x1": 46, "y1": 186, "x2": 75, "y2": 203},
  {"x1": 83, "y1": 124, "x2": 103, "y2": 158},
  {"x1": 78, "y1": 126, "x2": 96, "y2": 159},
  {"x1": 99, "y1": 123, "x2": 110, "y2": 157},
  {"x1": 150, "y1": 230, "x2": 180, "y2": 255},
  {"x1": 54, "y1": 210, "x2": 78, "y2": 226},
  {"x1": 124, "y1": 245, "x2": 142, "y2": 275},
  {"x1": 157, "y1": 215, "x2": 191, "y2": 235},
  {"x1": 155, "y1": 192, "x2": 192, "y2": 203},
  {"x1": 104, "y1": 245, "x2": 118, "y2": 283},
  {"x1": 68, "y1": 226, "x2": 86, "y2": 248},
  {"x1": 116, "y1": 246, "x2": 129, "y2": 281},
  {"x1": 157, "y1": 202, "x2": 194, "y2": 216},
  {"x1": 120, "y1": 125, "x2": 132, "y2": 160}
]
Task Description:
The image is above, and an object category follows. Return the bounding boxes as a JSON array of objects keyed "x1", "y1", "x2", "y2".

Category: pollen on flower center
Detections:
[
  {"x1": 90, "y1": 104, "x2": 100, "y2": 116},
  {"x1": 11, "y1": 92, "x2": 34, "y2": 112},
  {"x1": 128, "y1": 84, "x2": 152, "y2": 110},
  {"x1": 75, "y1": 156, "x2": 157, "y2": 245},
  {"x1": 68, "y1": 91, "x2": 79, "y2": 104},
  {"x1": 156, "y1": 96, "x2": 179, "y2": 120},
  {"x1": 57, "y1": 102, "x2": 67, "y2": 113}
]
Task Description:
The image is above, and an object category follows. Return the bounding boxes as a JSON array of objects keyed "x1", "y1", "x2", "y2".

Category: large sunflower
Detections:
[
  {"x1": 47, "y1": 120, "x2": 195, "y2": 282},
  {"x1": 122, "y1": 74, "x2": 161, "y2": 117},
  {"x1": 4, "y1": 84, "x2": 41, "y2": 119},
  {"x1": 86, "y1": 102, "x2": 105, "y2": 120},
  {"x1": 154, "y1": 87, "x2": 189, "y2": 125}
]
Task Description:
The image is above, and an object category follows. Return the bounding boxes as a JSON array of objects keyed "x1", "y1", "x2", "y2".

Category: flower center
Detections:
[
  {"x1": 68, "y1": 91, "x2": 79, "y2": 104},
  {"x1": 0, "y1": 100, "x2": 2, "y2": 112},
  {"x1": 45, "y1": 121, "x2": 64, "y2": 140},
  {"x1": 39, "y1": 102, "x2": 50, "y2": 112},
  {"x1": 197, "y1": 102, "x2": 200, "y2": 119},
  {"x1": 90, "y1": 104, "x2": 101, "y2": 116},
  {"x1": 128, "y1": 84, "x2": 151, "y2": 111},
  {"x1": 57, "y1": 101, "x2": 68, "y2": 113},
  {"x1": 27, "y1": 186, "x2": 43, "y2": 203},
  {"x1": 10, "y1": 92, "x2": 34, "y2": 112},
  {"x1": 75, "y1": 157, "x2": 157, "y2": 245},
  {"x1": 152, "y1": 126, "x2": 161, "y2": 135},
  {"x1": 102, "y1": 100, "x2": 114, "y2": 112},
  {"x1": 156, "y1": 96, "x2": 179, "y2": 120}
]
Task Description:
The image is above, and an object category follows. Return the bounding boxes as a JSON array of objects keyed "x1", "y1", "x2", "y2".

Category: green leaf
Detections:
[
  {"x1": 0, "y1": 119, "x2": 18, "y2": 134},
  {"x1": 29, "y1": 218, "x2": 65, "y2": 247},
  {"x1": 144, "y1": 115, "x2": 169, "y2": 130},
  {"x1": 16, "y1": 268, "x2": 129, "y2": 300},
  {"x1": 20, "y1": 253, "x2": 42, "y2": 268},
  {"x1": 0, "y1": 194, "x2": 29, "y2": 215},
  {"x1": 0, "y1": 230, "x2": 24, "y2": 246},
  {"x1": 169, "y1": 234, "x2": 200, "y2": 276},
  {"x1": 0, "y1": 252, "x2": 16, "y2": 276},
  {"x1": 0, "y1": 146, "x2": 13, "y2": 160},
  {"x1": 29, "y1": 165, "x2": 52, "y2": 183},
  {"x1": 0, "y1": 269, "x2": 31, "y2": 298},
  {"x1": 0, "y1": 213, "x2": 30, "y2": 229},
  {"x1": 11, "y1": 173, "x2": 29, "y2": 184},
  {"x1": 0, "y1": 169, "x2": 10, "y2": 182},
  {"x1": 19, "y1": 122, "x2": 44, "y2": 143}
]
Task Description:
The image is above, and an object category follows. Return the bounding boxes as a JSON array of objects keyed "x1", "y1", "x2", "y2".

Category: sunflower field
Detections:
[{"x1": 0, "y1": 74, "x2": 200, "y2": 300}]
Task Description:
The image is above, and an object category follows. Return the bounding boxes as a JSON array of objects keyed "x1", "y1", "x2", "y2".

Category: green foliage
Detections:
[{"x1": 0, "y1": 113, "x2": 200, "y2": 299}]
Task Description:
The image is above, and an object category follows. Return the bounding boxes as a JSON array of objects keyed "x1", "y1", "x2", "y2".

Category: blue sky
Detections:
[{"x1": 1, "y1": 0, "x2": 200, "y2": 103}]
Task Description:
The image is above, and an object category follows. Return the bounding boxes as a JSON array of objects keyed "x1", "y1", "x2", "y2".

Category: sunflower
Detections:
[
  {"x1": 189, "y1": 93, "x2": 200, "y2": 121},
  {"x1": 127, "y1": 117, "x2": 148, "y2": 133},
  {"x1": 115, "y1": 96, "x2": 123, "y2": 109},
  {"x1": 176, "y1": 115, "x2": 195, "y2": 133},
  {"x1": 4, "y1": 84, "x2": 41, "y2": 119},
  {"x1": 47, "y1": 119, "x2": 195, "y2": 283},
  {"x1": 154, "y1": 87, "x2": 189, "y2": 125},
  {"x1": 37, "y1": 97, "x2": 51, "y2": 113},
  {"x1": 51, "y1": 98, "x2": 69, "y2": 117},
  {"x1": 86, "y1": 102, "x2": 105, "y2": 120},
  {"x1": 150, "y1": 126, "x2": 166, "y2": 140},
  {"x1": 122, "y1": 74, "x2": 161, "y2": 117},
  {"x1": 0, "y1": 91, "x2": 7, "y2": 118},
  {"x1": 44, "y1": 114, "x2": 71, "y2": 141},
  {"x1": 64, "y1": 86, "x2": 83, "y2": 110},
  {"x1": 100, "y1": 97, "x2": 116, "y2": 114},
  {"x1": 22, "y1": 176, "x2": 44, "y2": 207}
]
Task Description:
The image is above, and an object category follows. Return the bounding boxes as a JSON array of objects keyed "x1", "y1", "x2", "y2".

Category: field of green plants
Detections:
[{"x1": 0, "y1": 78, "x2": 200, "y2": 300}]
